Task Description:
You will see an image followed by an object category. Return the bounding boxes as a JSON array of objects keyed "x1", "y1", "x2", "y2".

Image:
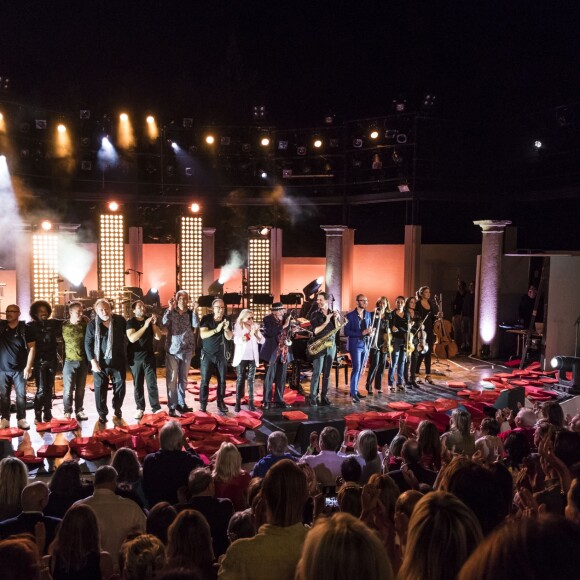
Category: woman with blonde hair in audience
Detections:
[
  {"x1": 121, "y1": 534, "x2": 166, "y2": 580},
  {"x1": 166, "y1": 509, "x2": 215, "y2": 579},
  {"x1": 47, "y1": 503, "x2": 114, "y2": 579},
  {"x1": 295, "y1": 512, "x2": 393, "y2": 580},
  {"x1": 441, "y1": 409, "x2": 475, "y2": 456},
  {"x1": 393, "y1": 490, "x2": 423, "y2": 553},
  {"x1": 213, "y1": 441, "x2": 251, "y2": 511},
  {"x1": 354, "y1": 430, "x2": 382, "y2": 483},
  {"x1": 398, "y1": 491, "x2": 482, "y2": 580},
  {"x1": 0, "y1": 456, "x2": 28, "y2": 520}
]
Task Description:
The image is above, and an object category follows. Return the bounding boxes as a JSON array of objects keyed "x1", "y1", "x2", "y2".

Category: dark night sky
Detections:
[{"x1": 2, "y1": 2, "x2": 580, "y2": 255}]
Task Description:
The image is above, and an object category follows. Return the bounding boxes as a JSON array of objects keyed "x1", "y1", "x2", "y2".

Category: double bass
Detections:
[{"x1": 433, "y1": 294, "x2": 458, "y2": 359}]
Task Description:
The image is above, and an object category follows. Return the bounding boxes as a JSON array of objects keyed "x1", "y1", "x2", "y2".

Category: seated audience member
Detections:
[
  {"x1": 387, "y1": 440, "x2": 437, "y2": 492},
  {"x1": 393, "y1": 490, "x2": 423, "y2": 553},
  {"x1": 112, "y1": 447, "x2": 148, "y2": 509},
  {"x1": 487, "y1": 461, "x2": 514, "y2": 518},
  {"x1": 398, "y1": 491, "x2": 482, "y2": 580},
  {"x1": 499, "y1": 408, "x2": 537, "y2": 449},
  {"x1": 441, "y1": 409, "x2": 475, "y2": 456},
  {"x1": 300, "y1": 426, "x2": 344, "y2": 487},
  {"x1": 0, "y1": 536, "x2": 43, "y2": 580},
  {"x1": 458, "y1": 516, "x2": 580, "y2": 580},
  {"x1": 417, "y1": 420, "x2": 442, "y2": 471},
  {"x1": 0, "y1": 482, "x2": 61, "y2": 554},
  {"x1": 219, "y1": 460, "x2": 309, "y2": 580},
  {"x1": 175, "y1": 467, "x2": 233, "y2": 558},
  {"x1": 167, "y1": 510, "x2": 215, "y2": 580},
  {"x1": 226, "y1": 510, "x2": 256, "y2": 544},
  {"x1": 442, "y1": 460, "x2": 507, "y2": 536},
  {"x1": 475, "y1": 417, "x2": 503, "y2": 464},
  {"x1": 340, "y1": 456, "x2": 363, "y2": 484},
  {"x1": 0, "y1": 456, "x2": 28, "y2": 521},
  {"x1": 251, "y1": 431, "x2": 295, "y2": 478},
  {"x1": 143, "y1": 419, "x2": 204, "y2": 507},
  {"x1": 121, "y1": 533, "x2": 167, "y2": 580},
  {"x1": 146, "y1": 502, "x2": 177, "y2": 545},
  {"x1": 337, "y1": 482, "x2": 362, "y2": 517},
  {"x1": 504, "y1": 430, "x2": 531, "y2": 473},
  {"x1": 566, "y1": 477, "x2": 580, "y2": 524},
  {"x1": 540, "y1": 400, "x2": 565, "y2": 429},
  {"x1": 570, "y1": 413, "x2": 580, "y2": 433},
  {"x1": 386, "y1": 433, "x2": 407, "y2": 471},
  {"x1": 47, "y1": 503, "x2": 113, "y2": 580},
  {"x1": 295, "y1": 512, "x2": 393, "y2": 580},
  {"x1": 213, "y1": 442, "x2": 251, "y2": 510},
  {"x1": 354, "y1": 430, "x2": 382, "y2": 484},
  {"x1": 74, "y1": 465, "x2": 146, "y2": 569},
  {"x1": 45, "y1": 460, "x2": 93, "y2": 519}
]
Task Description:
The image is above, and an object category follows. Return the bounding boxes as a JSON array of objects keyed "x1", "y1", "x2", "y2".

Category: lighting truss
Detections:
[
  {"x1": 98, "y1": 213, "x2": 125, "y2": 301},
  {"x1": 179, "y1": 216, "x2": 203, "y2": 300},
  {"x1": 248, "y1": 234, "x2": 271, "y2": 322},
  {"x1": 32, "y1": 232, "x2": 59, "y2": 303}
]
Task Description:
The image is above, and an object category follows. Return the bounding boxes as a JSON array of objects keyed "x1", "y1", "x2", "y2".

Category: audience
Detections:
[
  {"x1": 387, "y1": 439, "x2": 437, "y2": 492},
  {"x1": 112, "y1": 447, "x2": 148, "y2": 509},
  {"x1": 212, "y1": 442, "x2": 251, "y2": 510},
  {"x1": 0, "y1": 535, "x2": 44, "y2": 580},
  {"x1": 353, "y1": 430, "x2": 382, "y2": 483},
  {"x1": 475, "y1": 417, "x2": 503, "y2": 463},
  {"x1": 340, "y1": 456, "x2": 362, "y2": 484},
  {"x1": 45, "y1": 460, "x2": 93, "y2": 519},
  {"x1": 146, "y1": 502, "x2": 177, "y2": 545},
  {"x1": 393, "y1": 490, "x2": 423, "y2": 553},
  {"x1": 441, "y1": 409, "x2": 475, "y2": 455},
  {"x1": 0, "y1": 456, "x2": 29, "y2": 521},
  {"x1": 417, "y1": 419, "x2": 441, "y2": 471},
  {"x1": 121, "y1": 533, "x2": 166, "y2": 580},
  {"x1": 337, "y1": 482, "x2": 362, "y2": 517},
  {"x1": 300, "y1": 426, "x2": 344, "y2": 486},
  {"x1": 251, "y1": 431, "x2": 295, "y2": 478}
]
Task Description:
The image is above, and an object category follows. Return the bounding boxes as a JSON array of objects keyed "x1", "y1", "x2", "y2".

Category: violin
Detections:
[
  {"x1": 433, "y1": 294, "x2": 458, "y2": 359},
  {"x1": 416, "y1": 313, "x2": 431, "y2": 355},
  {"x1": 405, "y1": 317, "x2": 415, "y2": 358},
  {"x1": 380, "y1": 311, "x2": 394, "y2": 356}
]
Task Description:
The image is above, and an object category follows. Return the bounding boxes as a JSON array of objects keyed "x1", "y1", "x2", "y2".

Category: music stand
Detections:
[
  {"x1": 251, "y1": 293, "x2": 274, "y2": 305},
  {"x1": 280, "y1": 292, "x2": 303, "y2": 306},
  {"x1": 198, "y1": 295, "x2": 215, "y2": 308}
]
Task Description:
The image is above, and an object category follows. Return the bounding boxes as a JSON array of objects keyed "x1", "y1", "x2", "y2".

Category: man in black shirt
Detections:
[
  {"x1": 26, "y1": 300, "x2": 62, "y2": 423},
  {"x1": 308, "y1": 292, "x2": 337, "y2": 406},
  {"x1": 199, "y1": 298, "x2": 233, "y2": 413},
  {"x1": 126, "y1": 300, "x2": 162, "y2": 420},
  {"x1": 0, "y1": 304, "x2": 36, "y2": 430},
  {"x1": 85, "y1": 299, "x2": 127, "y2": 425}
]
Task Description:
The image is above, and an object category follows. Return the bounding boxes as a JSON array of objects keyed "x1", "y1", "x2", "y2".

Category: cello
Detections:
[{"x1": 433, "y1": 294, "x2": 458, "y2": 359}]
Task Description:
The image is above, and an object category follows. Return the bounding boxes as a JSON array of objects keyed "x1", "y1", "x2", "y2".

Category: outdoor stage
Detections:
[{"x1": 0, "y1": 354, "x2": 569, "y2": 477}]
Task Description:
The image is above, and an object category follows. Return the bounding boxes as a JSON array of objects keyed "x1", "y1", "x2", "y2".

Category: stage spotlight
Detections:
[
  {"x1": 57, "y1": 124, "x2": 66, "y2": 133},
  {"x1": 108, "y1": 201, "x2": 120, "y2": 212},
  {"x1": 146, "y1": 115, "x2": 158, "y2": 139},
  {"x1": 205, "y1": 135, "x2": 215, "y2": 144},
  {"x1": 0, "y1": 112, "x2": 4, "y2": 134},
  {"x1": 190, "y1": 202, "x2": 200, "y2": 213},
  {"x1": 398, "y1": 183, "x2": 410, "y2": 193},
  {"x1": 260, "y1": 137, "x2": 270, "y2": 146},
  {"x1": 208, "y1": 279, "x2": 224, "y2": 296},
  {"x1": 171, "y1": 141, "x2": 180, "y2": 151},
  {"x1": 41, "y1": 220, "x2": 52, "y2": 231},
  {"x1": 370, "y1": 130, "x2": 379, "y2": 139},
  {"x1": 259, "y1": 226, "x2": 270, "y2": 236},
  {"x1": 144, "y1": 287, "x2": 160, "y2": 307},
  {"x1": 0, "y1": 112, "x2": 3, "y2": 121},
  {"x1": 260, "y1": 171, "x2": 268, "y2": 179},
  {"x1": 534, "y1": 140, "x2": 542, "y2": 149},
  {"x1": 120, "y1": 113, "x2": 128, "y2": 122},
  {"x1": 146, "y1": 115, "x2": 155, "y2": 124},
  {"x1": 550, "y1": 356, "x2": 580, "y2": 394},
  {"x1": 303, "y1": 276, "x2": 324, "y2": 298},
  {"x1": 313, "y1": 139, "x2": 322, "y2": 148}
]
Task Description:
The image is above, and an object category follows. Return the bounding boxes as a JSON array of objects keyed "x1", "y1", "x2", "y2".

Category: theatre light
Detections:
[
  {"x1": 205, "y1": 135, "x2": 215, "y2": 145},
  {"x1": 108, "y1": 201, "x2": 119, "y2": 212},
  {"x1": 550, "y1": 356, "x2": 580, "y2": 395},
  {"x1": 370, "y1": 130, "x2": 379, "y2": 139},
  {"x1": 120, "y1": 113, "x2": 128, "y2": 122},
  {"x1": 98, "y1": 211, "x2": 125, "y2": 300},
  {"x1": 179, "y1": 215, "x2": 203, "y2": 301},
  {"x1": 248, "y1": 231, "x2": 272, "y2": 322},
  {"x1": 313, "y1": 139, "x2": 322, "y2": 148},
  {"x1": 190, "y1": 202, "x2": 200, "y2": 213},
  {"x1": 57, "y1": 124, "x2": 66, "y2": 133},
  {"x1": 32, "y1": 231, "x2": 59, "y2": 302},
  {"x1": 260, "y1": 137, "x2": 270, "y2": 147},
  {"x1": 41, "y1": 220, "x2": 52, "y2": 231}
]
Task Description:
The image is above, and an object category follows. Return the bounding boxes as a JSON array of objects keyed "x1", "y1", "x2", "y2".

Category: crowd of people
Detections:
[{"x1": 0, "y1": 398, "x2": 579, "y2": 579}]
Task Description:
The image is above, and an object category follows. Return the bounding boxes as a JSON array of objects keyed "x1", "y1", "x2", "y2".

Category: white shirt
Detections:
[{"x1": 232, "y1": 323, "x2": 265, "y2": 367}]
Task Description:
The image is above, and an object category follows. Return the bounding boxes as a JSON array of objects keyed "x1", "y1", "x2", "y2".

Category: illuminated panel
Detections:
[
  {"x1": 179, "y1": 216, "x2": 203, "y2": 300},
  {"x1": 32, "y1": 233, "x2": 59, "y2": 302},
  {"x1": 98, "y1": 213, "x2": 125, "y2": 301},
  {"x1": 248, "y1": 235, "x2": 271, "y2": 322}
]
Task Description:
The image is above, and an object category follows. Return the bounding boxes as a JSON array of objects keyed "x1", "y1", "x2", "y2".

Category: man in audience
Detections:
[
  {"x1": 300, "y1": 426, "x2": 344, "y2": 486},
  {"x1": 74, "y1": 465, "x2": 145, "y2": 569},
  {"x1": 175, "y1": 467, "x2": 234, "y2": 558},
  {"x1": 0, "y1": 481, "x2": 61, "y2": 554},
  {"x1": 251, "y1": 431, "x2": 296, "y2": 478},
  {"x1": 143, "y1": 419, "x2": 204, "y2": 506},
  {"x1": 387, "y1": 439, "x2": 437, "y2": 492},
  {"x1": 499, "y1": 408, "x2": 537, "y2": 449}
]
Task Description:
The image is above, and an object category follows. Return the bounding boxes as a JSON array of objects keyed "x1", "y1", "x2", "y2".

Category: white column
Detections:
[
  {"x1": 321, "y1": 225, "x2": 352, "y2": 312},
  {"x1": 127, "y1": 227, "x2": 143, "y2": 288}
]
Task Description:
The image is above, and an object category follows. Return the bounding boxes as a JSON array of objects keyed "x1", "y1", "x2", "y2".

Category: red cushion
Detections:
[
  {"x1": 37, "y1": 444, "x2": 69, "y2": 458},
  {"x1": 0, "y1": 427, "x2": 24, "y2": 439},
  {"x1": 78, "y1": 441, "x2": 112, "y2": 460},
  {"x1": 447, "y1": 381, "x2": 467, "y2": 389},
  {"x1": 216, "y1": 424, "x2": 246, "y2": 436},
  {"x1": 238, "y1": 410, "x2": 263, "y2": 420},
  {"x1": 387, "y1": 401, "x2": 413, "y2": 410},
  {"x1": 282, "y1": 410, "x2": 309, "y2": 421},
  {"x1": 19, "y1": 454, "x2": 45, "y2": 466},
  {"x1": 191, "y1": 411, "x2": 217, "y2": 424},
  {"x1": 50, "y1": 418, "x2": 79, "y2": 433}
]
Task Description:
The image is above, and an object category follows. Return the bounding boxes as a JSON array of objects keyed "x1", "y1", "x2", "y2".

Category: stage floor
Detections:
[{"x1": 0, "y1": 354, "x2": 552, "y2": 476}]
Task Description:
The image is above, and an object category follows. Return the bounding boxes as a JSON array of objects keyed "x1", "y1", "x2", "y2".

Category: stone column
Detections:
[
  {"x1": 321, "y1": 225, "x2": 353, "y2": 312},
  {"x1": 473, "y1": 220, "x2": 512, "y2": 359},
  {"x1": 202, "y1": 227, "x2": 216, "y2": 294},
  {"x1": 270, "y1": 228, "x2": 283, "y2": 303},
  {"x1": 404, "y1": 225, "x2": 421, "y2": 299},
  {"x1": 127, "y1": 227, "x2": 143, "y2": 288}
]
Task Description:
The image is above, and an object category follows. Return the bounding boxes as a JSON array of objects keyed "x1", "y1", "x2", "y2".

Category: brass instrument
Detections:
[{"x1": 307, "y1": 311, "x2": 346, "y2": 356}]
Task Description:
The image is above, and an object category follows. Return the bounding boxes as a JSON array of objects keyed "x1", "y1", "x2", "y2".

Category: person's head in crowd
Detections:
[
  {"x1": 21, "y1": 481, "x2": 50, "y2": 512},
  {"x1": 450, "y1": 409, "x2": 471, "y2": 436},
  {"x1": 94, "y1": 465, "x2": 118, "y2": 491},
  {"x1": 48, "y1": 460, "x2": 86, "y2": 495},
  {"x1": 417, "y1": 420, "x2": 441, "y2": 459},
  {"x1": 389, "y1": 434, "x2": 407, "y2": 458},
  {"x1": 0, "y1": 536, "x2": 41, "y2": 580},
  {"x1": 213, "y1": 442, "x2": 243, "y2": 483},
  {"x1": 504, "y1": 431, "x2": 531, "y2": 470},
  {"x1": 187, "y1": 467, "x2": 214, "y2": 497},
  {"x1": 0, "y1": 456, "x2": 28, "y2": 514},
  {"x1": 394, "y1": 490, "x2": 423, "y2": 548},
  {"x1": 247, "y1": 477, "x2": 263, "y2": 507},
  {"x1": 112, "y1": 447, "x2": 141, "y2": 483},
  {"x1": 401, "y1": 440, "x2": 422, "y2": 465},
  {"x1": 319, "y1": 426, "x2": 341, "y2": 452},
  {"x1": 436, "y1": 456, "x2": 473, "y2": 491},
  {"x1": 487, "y1": 461, "x2": 514, "y2": 517},
  {"x1": 458, "y1": 516, "x2": 580, "y2": 580},
  {"x1": 49, "y1": 504, "x2": 102, "y2": 573},
  {"x1": 146, "y1": 502, "x2": 177, "y2": 545},
  {"x1": 443, "y1": 460, "x2": 507, "y2": 536},
  {"x1": 554, "y1": 430, "x2": 580, "y2": 468},
  {"x1": 159, "y1": 420, "x2": 185, "y2": 451},
  {"x1": 262, "y1": 459, "x2": 308, "y2": 527},
  {"x1": 534, "y1": 420, "x2": 553, "y2": 448},
  {"x1": 267, "y1": 431, "x2": 289, "y2": 456},
  {"x1": 166, "y1": 509, "x2": 214, "y2": 573},
  {"x1": 399, "y1": 491, "x2": 482, "y2": 580},
  {"x1": 356, "y1": 430, "x2": 378, "y2": 462},
  {"x1": 121, "y1": 534, "x2": 166, "y2": 580},
  {"x1": 340, "y1": 457, "x2": 363, "y2": 484},
  {"x1": 295, "y1": 512, "x2": 393, "y2": 580},
  {"x1": 367, "y1": 473, "x2": 400, "y2": 521},
  {"x1": 540, "y1": 401, "x2": 564, "y2": 428},
  {"x1": 570, "y1": 413, "x2": 580, "y2": 433},
  {"x1": 29, "y1": 299, "x2": 52, "y2": 322},
  {"x1": 566, "y1": 476, "x2": 580, "y2": 524},
  {"x1": 297, "y1": 462, "x2": 318, "y2": 496},
  {"x1": 337, "y1": 482, "x2": 362, "y2": 517},
  {"x1": 479, "y1": 417, "x2": 501, "y2": 437},
  {"x1": 227, "y1": 509, "x2": 256, "y2": 543},
  {"x1": 515, "y1": 408, "x2": 537, "y2": 429}
]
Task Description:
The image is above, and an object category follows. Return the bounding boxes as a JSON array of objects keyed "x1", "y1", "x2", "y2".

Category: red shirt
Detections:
[{"x1": 214, "y1": 471, "x2": 252, "y2": 511}]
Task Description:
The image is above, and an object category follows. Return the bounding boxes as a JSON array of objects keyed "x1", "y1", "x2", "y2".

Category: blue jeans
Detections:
[
  {"x1": 349, "y1": 346, "x2": 366, "y2": 396},
  {"x1": 166, "y1": 352, "x2": 192, "y2": 410},
  {"x1": 63, "y1": 359, "x2": 88, "y2": 414},
  {"x1": 310, "y1": 344, "x2": 336, "y2": 400},
  {"x1": 388, "y1": 341, "x2": 406, "y2": 386},
  {"x1": 0, "y1": 370, "x2": 27, "y2": 420}
]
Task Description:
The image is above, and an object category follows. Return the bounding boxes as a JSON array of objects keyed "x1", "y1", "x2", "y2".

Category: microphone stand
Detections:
[{"x1": 575, "y1": 315, "x2": 580, "y2": 358}]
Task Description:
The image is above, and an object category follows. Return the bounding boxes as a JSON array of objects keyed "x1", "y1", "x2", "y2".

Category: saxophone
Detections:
[{"x1": 307, "y1": 312, "x2": 346, "y2": 356}]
